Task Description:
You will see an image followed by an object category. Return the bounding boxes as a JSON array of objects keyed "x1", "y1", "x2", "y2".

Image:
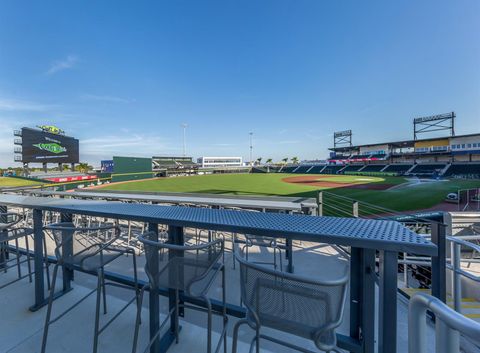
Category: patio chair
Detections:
[
  {"x1": 41, "y1": 222, "x2": 139, "y2": 353},
  {"x1": 0, "y1": 212, "x2": 35, "y2": 289},
  {"x1": 232, "y1": 251, "x2": 349, "y2": 353},
  {"x1": 132, "y1": 232, "x2": 228, "y2": 353},
  {"x1": 224, "y1": 207, "x2": 284, "y2": 271}
]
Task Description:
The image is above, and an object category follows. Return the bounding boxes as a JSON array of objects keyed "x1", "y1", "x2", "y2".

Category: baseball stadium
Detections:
[
  {"x1": 1, "y1": 113, "x2": 480, "y2": 353},
  {"x1": 3, "y1": 112, "x2": 479, "y2": 215}
]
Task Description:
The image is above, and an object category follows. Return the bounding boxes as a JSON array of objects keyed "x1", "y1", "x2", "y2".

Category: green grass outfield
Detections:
[
  {"x1": 99, "y1": 173, "x2": 480, "y2": 212},
  {"x1": 0, "y1": 177, "x2": 43, "y2": 188}
]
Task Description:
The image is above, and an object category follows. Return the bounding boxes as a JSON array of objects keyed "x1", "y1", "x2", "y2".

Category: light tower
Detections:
[
  {"x1": 181, "y1": 123, "x2": 188, "y2": 157},
  {"x1": 249, "y1": 131, "x2": 253, "y2": 166}
]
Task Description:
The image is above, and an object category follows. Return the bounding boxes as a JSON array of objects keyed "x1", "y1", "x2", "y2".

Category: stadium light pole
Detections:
[
  {"x1": 181, "y1": 123, "x2": 188, "y2": 157},
  {"x1": 249, "y1": 131, "x2": 253, "y2": 166}
]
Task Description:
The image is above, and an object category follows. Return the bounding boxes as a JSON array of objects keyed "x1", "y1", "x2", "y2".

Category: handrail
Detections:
[
  {"x1": 446, "y1": 236, "x2": 480, "y2": 312},
  {"x1": 447, "y1": 235, "x2": 480, "y2": 253},
  {"x1": 409, "y1": 293, "x2": 480, "y2": 353}
]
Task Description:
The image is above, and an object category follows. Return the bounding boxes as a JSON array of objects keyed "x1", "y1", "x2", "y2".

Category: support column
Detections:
[
  {"x1": 60, "y1": 213, "x2": 74, "y2": 291},
  {"x1": 31, "y1": 209, "x2": 46, "y2": 311},
  {"x1": 147, "y1": 223, "x2": 160, "y2": 353},
  {"x1": 350, "y1": 248, "x2": 375, "y2": 353},
  {"x1": 379, "y1": 250, "x2": 398, "y2": 353},
  {"x1": 0, "y1": 206, "x2": 7, "y2": 270},
  {"x1": 431, "y1": 222, "x2": 446, "y2": 302}
]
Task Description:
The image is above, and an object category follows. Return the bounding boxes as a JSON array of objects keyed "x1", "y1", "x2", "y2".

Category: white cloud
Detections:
[
  {"x1": 0, "y1": 97, "x2": 56, "y2": 112},
  {"x1": 46, "y1": 55, "x2": 78, "y2": 75},
  {"x1": 80, "y1": 133, "x2": 176, "y2": 163},
  {"x1": 80, "y1": 94, "x2": 135, "y2": 103}
]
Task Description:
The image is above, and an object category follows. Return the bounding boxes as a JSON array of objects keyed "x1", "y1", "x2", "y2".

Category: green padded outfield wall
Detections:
[{"x1": 111, "y1": 156, "x2": 153, "y2": 182}]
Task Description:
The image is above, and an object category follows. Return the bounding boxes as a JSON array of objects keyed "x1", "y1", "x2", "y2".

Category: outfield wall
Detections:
[{"x1": 111, "y1": 156, "x2": 153, "y2": 182}]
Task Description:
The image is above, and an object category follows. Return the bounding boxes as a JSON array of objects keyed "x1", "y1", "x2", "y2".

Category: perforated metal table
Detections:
[
  {"x1": 24, "y1": 189, "x2": 318, "y2": 213},
  {"x1": 0, "y1": 194, "x2": 437, "y2": 353}
]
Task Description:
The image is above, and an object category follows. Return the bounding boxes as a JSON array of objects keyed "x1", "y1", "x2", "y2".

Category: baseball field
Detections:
[
  {"x1": 99, "y1": 173, "x2": 480, "y2": 212},
  {"x1": 0, "y1": 177, "x2": 43, "y2": 188}
]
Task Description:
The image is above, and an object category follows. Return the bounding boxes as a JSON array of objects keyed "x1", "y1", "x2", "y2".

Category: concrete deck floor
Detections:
[{"x1": 0, "y1": 234, "x2": 437, "y2": 353}]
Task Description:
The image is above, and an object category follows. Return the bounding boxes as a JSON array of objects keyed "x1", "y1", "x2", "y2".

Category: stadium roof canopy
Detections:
[{"x1": 329, "y1": 132, "x2": 480, "y2": 152}]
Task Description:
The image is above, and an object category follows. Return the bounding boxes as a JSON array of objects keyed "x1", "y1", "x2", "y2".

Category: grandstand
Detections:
[
  {"x1": 254, "y1": 113, "x2": 480, "y2": 179},
  {"x1": 152, "y1": 156, "x2": 198, "y2": 176},
  {"x1": 324, "y1": 112, "x2": 480, "y2": 178}
]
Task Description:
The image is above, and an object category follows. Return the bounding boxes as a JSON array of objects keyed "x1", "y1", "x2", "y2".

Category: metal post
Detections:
[
  {"x1": 352, "y1": 201, "x2": 359, "y2": 218},
  {"x1": 452, "y1": 242, "x2": 461, "y2": 313},
  {"x1": 286, "y1": 238, "x2": 294, "y2": 273},
  {"x1": 0, "y1": 205, "x2": 7, "y2": 270},
  {"x1": 379, "y1": 250, "x2": 398, "y2": 353},
  {"x1": 168, "y1": 225, "x2": 184, "y2": 329},
  {"x1": 350, "y1": 248, "x2": 376, "y2": 353},
  {"x1": 317, "y1": 191, "x2": 323, "y2": 216},
  {"x1": 147, "y1": 222, "x2": 160, "y2": 353},
  {"x1": 436, "y1": 320, "x2": 460, "y2": 353},
  {"x1": 249, "y1": 132, "x2": 253, "y2": 166},
  {"x1": 431, "y1": 222, "x2": 447, "y2": 303},
  {"x1": 0, "y1": 206, "x2": 6, "y2": 222},
  {"x1": 60, "y1": 213, "x2": 74, "y2": 292},
  {"x1": 31, "y1": 209, "x2": 45, "y2": 311}
]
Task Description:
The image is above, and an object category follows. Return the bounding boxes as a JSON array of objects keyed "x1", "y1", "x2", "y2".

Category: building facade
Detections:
[{"x1": 197, "y1": 157, "x2": 243, "y2": 168}]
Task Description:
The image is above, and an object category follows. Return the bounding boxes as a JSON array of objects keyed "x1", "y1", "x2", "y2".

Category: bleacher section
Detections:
[
  {"x1": 254, "y1": 162, "x2": 480, "y2": 178},
  {"x1": 342, "y1": 165, "x2": 364, "y2": 172},
  {"x1": 361, "y1": 165, "x2": 386, "y2": 172},
  {"x1": 408, "y1": 163, "x2": 446, "y2": 176},
  {"x1": 319, "y1": 165, "x2": 344, "y2": 174},
  {"x1": 305, "y1": 165, "x2": 326, "y2": 174},
  {"x1": 293, "y1": 166, "x2": 312, "y2": 173},
  {"x1": 383, "y1": 164, "x2": 413, "y2": 173},
  {"x1": 280, "y1": 166, "x2": 297, "y2": 173},
  {"x1": 443, "y1": 163, "x2": 480, "y2": 177}
]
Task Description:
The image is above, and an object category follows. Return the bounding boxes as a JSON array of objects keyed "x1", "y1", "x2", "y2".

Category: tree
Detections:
[
  {"x1": 256, "y1": 157, "x2": 262, "y2": 165},
  {"x1": 291, "y1": 157, "x2": 299, "y2": 164},
  {"x1": 282, "y1": 158, "x2": 288, "y2": 164},
  {"x1": 266, "y1": 158, "x2": 273, "y2": 165},
  {"x1": 77, "y1": 163, "x2": 92, "y2": 173}
]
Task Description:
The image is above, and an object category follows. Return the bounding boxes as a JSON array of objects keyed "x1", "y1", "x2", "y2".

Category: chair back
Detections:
[
  {"x1": 138, "y1": 232, "x2": 224, "y2": 296},
  {"x1": 235, "y1": 252, "x2": 349, "y2": 351},
  {"x1": 0, "y1": 212, "x2": 22, "y2": 231},
  {"x1": 43, "y1": 222, "x2": 120, "y2": 269}
]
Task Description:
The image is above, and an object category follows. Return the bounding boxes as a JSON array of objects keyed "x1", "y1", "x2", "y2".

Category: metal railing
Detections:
[
  {"x1": 447, "y1": 235, "x2": 480, "y2": 313},
  {"x1": 409, "y1": 292, "x2": 480, "y2": 353},
  {"x1": 316, "y1": 191, "x2": 444, "y2": 291}
]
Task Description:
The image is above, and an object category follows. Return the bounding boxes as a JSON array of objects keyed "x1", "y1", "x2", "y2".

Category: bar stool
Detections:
[
  {"x1": 0, "y1": 212, "x2": 34, "y2": 289},
  {"x1": 132, "y1": 232, "x2": 228, "y2": 353},
  {"x1": 232, "y1": 250, "x2": 349, "y2": 353},
  {"x1": 41, "y1": 222, "x2": 140, "y2": 353}
]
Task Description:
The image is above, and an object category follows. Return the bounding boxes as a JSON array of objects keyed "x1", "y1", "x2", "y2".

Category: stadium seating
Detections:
[
  {"x1": 280, "y1": 166, "x2": 297, "y2": 173},
  {"x1": 408, "y1": 163, "x2": 446, "y2": 176},
  {"x1": 342, "y1": 165, "x2": 364, "y2": 172},
  {"x1": 319, "y1": 165, "x2": 344, "y2": 174},
  {"x1": 293, "y1": 166, "x2": 312, "y2": 173},
  {"x1": 383, "y1": 164, "x2": 414, "y2": 173},
  {"x1": 361, "y1": 165, "x2": 387, "y2": 172},
  {"x1": 250, "y1": 167, "x2": 268, "y2": 173},
  {"x1": 305, "y1": 165, "x2": 327, "y2": 174},
  {"x1": 443, "y1": 163, "x2": 480, "y2": 177}
]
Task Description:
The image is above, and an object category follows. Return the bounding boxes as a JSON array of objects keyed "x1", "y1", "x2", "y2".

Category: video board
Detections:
[{"x1": 21, "y1": 127, "x2": 79, "y2": 163}]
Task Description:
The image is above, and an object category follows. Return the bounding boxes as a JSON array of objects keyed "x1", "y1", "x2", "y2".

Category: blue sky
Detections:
[{"x1": 0, "y1": 0, "x2": 479, "y2": 167}]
